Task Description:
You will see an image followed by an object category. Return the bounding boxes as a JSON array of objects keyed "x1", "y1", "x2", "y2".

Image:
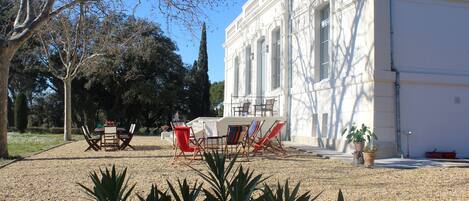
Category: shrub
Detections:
[
  {"x1": 78, "y1": 165, "x2": 135, "y2": 201},
  {"x1": 79, "y1": 151, "x2": 346, "y2": 201},
  {"x1": 14, "y1": 93, "x2": 28, "y2": 133}
]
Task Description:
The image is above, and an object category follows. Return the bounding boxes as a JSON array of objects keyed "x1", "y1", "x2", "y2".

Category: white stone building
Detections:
[{"x1": 223, "y1": 0, "x2": 469, "y2": 158}]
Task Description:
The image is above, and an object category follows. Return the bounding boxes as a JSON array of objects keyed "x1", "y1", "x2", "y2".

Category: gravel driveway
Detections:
[{"x1": 0, "y1": 136, "x2": 468, "y2": 200}]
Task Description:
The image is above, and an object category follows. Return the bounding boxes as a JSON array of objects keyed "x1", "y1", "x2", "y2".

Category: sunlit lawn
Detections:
[{"x1": 0, "y1": 133, "x2": 76, "y2": 166}]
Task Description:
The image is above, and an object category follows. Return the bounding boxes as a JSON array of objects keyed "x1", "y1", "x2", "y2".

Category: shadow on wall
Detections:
[{"x1": 290, "y1": 0, "x2": 374, "y2": 152}]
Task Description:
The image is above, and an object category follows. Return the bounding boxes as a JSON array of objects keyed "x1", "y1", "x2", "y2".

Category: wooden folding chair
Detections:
[
  {"x1": 119, "y1": 124, "x2": 136, "y2": 150},
  {"x1": 81, "y1": 126, "x2": 100, "y2": 151},
  {"x1": 172, "y1": 126, "x2": 203, "y2": 163},
  {"x1": 252, "y1": 120, "x2": 287, "y2": 156},
  {"x1": 102, "y1": 127, "x2": 119, "y2": 151}
]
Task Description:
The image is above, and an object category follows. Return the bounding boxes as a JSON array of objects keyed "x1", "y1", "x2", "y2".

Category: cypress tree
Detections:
[
  {"x1": 14, "y1": 93, "x2": 28, "y2": 133},
  {"x1": 196, "y1": 22, "x2": 211, "y2": 116},
  {"x1": 7, "y1": 96, "x2": 13, "y2": 128}
]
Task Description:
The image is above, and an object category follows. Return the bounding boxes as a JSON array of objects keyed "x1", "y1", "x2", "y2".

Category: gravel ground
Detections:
[{"x1": 0, "y1": 136, "x2": 468, "y2": 201}]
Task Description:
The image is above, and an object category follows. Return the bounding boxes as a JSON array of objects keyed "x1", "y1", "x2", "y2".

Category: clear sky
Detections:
[{"x1": 126, "y1": 0, "x2": 246, "y2": 83}]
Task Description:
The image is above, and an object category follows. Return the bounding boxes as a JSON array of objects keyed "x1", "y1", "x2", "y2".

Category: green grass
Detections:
[
  {"x1": 0, "y1": 133, "x2": 77, "y2": 166},
  {"x1": 8, "y1": 133, "x2": 65, "y2": 156}
]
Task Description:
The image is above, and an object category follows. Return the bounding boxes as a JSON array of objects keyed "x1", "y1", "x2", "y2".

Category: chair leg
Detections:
[{"x1": 85, "y1": 146, "x2": 92, "y2": 152}]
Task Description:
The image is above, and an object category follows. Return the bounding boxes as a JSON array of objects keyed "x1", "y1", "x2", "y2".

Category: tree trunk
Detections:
[
  {"x1": 0, "y1": 48, "x2": 14, "y2": 157},
  {"x1": 63, "y1": 79, "x2": 73, "y2": 141}
]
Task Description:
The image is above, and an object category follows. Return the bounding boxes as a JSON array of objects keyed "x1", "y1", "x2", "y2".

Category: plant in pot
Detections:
[
  {"x1": 363, "y1": 142, "x2": 378, "y2": 168},
  {"x1": 342, "y1": 123, "x2": 377, "y2": 165}
]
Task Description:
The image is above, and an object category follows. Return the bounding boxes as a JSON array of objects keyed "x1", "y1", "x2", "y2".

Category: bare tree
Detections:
[
  {"x1": 38, "y1": 4, "x2": 149, "y2": 141},
  {"x1": 0, "y1": 0, "x2": 230, "y2": 157},
  {"x1": 0, "y1": 0, "x2": 84, "y2": 157},
  {"x1": 38, "y1": 3, "x2": 105, "y2": 141}
]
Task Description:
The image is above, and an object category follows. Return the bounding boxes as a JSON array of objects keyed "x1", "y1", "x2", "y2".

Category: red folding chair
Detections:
[
  {"x1": 252, "y1": 120, "x2": 287, "y2": 156},
  {"x1": 173, "y1": 126, "x2": 203, "y2": 163}
]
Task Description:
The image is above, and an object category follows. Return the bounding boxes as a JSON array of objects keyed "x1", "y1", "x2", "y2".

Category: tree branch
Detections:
[{"x1": 13, "y1": 0, "x2": 26, "y2": 28}]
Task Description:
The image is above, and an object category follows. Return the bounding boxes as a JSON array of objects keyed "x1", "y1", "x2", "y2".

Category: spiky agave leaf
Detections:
[
  {"x1": 77, "y1": 165, "x2": 136, "y2": 201},
  {"x1": 337, "y1": 189, "x2": 344, "y2": 201},
  {"x1": 256, "y1": 180, "x2": 322, "y2": 201},
  {"x1": 167, "y1": 178, "x2": 202, "y2": 201},
  {"x1": 137, "y1": 184, "x2": 171, "y2": 201},
  {"x1": 189, "y1": 151, "x2": 238, "y2": 201},
  {"x1": 227, "y1": 166, "x2": 267, "y2": 201}
]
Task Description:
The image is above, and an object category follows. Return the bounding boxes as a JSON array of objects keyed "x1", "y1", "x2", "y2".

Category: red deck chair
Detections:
[
  {"x1": 252, "y1": 120, "x2": 287, "y2": 156},
  {"x1": 173, "y1": 126, "x2": 203, "y2": 163}
]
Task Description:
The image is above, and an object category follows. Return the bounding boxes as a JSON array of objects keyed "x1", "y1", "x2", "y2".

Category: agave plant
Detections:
[
  {"x1": 167, "y1": 179, "x2": 202, "y2": 201},
  {"x1": 137, "y1": 184, "x2": 171, "y2": 201},
  {"x1": 79, "y1": 151, "x2": 346, "y2": 201},
  {"x1": 77, "y1": 165, "x2": 135, "y2": 201},
  {"x1": 256, "y1": 180, "x2": 322, "y2": 201},
  {"x1": 190, "y1": 151, "x2": 238, "y2": 201}
]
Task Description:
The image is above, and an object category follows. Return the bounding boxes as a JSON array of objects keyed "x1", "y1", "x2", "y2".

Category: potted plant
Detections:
[
  {"x1": 363, "y1": 143, "x2": 378, "y2": 168},
  {"x1": 342, "y1": 123, "x2": 377, "y2": 165}
]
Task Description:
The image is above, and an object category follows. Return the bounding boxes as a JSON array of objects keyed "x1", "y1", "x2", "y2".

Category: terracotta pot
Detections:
[
  {"x1": 354, "y1": 142, "x2": 365, "y2": 152},
  {"x1": 363, "y1": 152, "x2": 376, "y2": 168}
]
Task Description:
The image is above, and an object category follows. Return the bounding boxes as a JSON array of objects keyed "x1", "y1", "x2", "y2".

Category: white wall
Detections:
[
  {"x1": 289, "y1": 0, "x2": 397, "y2": 156},
  {"x1": 392, "y1": 0, "x2": 469, "y2": 157},
  {"x1": 224, "y1": 0, "x2": 287, "y2": 117}
]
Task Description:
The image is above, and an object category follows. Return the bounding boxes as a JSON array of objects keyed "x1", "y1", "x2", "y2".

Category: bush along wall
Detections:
[{"x1": 78, "y1": 151, "x2": 345, "y2": 201}]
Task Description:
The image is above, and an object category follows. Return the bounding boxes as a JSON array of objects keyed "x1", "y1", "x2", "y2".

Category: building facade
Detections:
[{"x1": 223, "y1": 0, "x2": 469, "y2": 158}]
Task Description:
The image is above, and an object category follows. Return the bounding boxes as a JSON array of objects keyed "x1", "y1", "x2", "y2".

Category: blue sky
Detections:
[{"x1": 126, "y1": 0, "x2": 245, "y2": 83}]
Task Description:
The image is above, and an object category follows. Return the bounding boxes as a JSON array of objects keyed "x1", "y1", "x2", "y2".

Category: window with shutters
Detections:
[
  {"x1": 233, "y1": 57, "x2": 239, "y2": 97},
  {"x1": 271, "y1": 29, "x2": 281, "y2": 89},
  {"x1": 245, "y1": 46, "x2": 252, "y2": 95}
]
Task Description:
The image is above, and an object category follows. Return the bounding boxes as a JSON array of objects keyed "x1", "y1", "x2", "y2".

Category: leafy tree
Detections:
[
  {"x1": 29, "y1": 92, "x2": 63, "y2": 128},
  {"x1": 0, "y1": 0, "x2": 230, "y2": 159},
  {"x1": 81, "y1": 18, "x2": 188, "y2": 132},
  {"x1": 187, "y1": 60, "x2": 199, "y2": 119},
  {"x1": 210, "y1": 81, "x2": 224, "y2": 116},
  {"x1": 14, "y1": 93, "x2": 28, "y2": 133}
]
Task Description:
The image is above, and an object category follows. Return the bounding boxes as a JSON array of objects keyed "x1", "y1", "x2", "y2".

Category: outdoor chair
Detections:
[
  {"x1": 172, "y1": 126, "x2": 203, "y2": 163},
  {"x1": 233, "y1": 102, "x2": 251, "y2": 116},
  {"x1": 240, "y1": 120, "x2": 265, "y2": 160},
  {"x1": 81, "y1": 126, "x2": 101, "y2": 151},
  {"x1": 223, "y1": 125, "x2": 248, "y2": 156},
  {"x1": 171, "y1": 121, "x2": 205, "y2": 149},
  {"x1": 252, "y1": 120, "x2": 287, "y2": 156},
  {"x1": 102, "y1": 126, "x2": 119, "y2": 151},
  {"x1": 170, "y1": 121, "x2": 186, "y2": 149},
  {"x1": 254, "y1": 99, "x2": 276, "y2": 116},
  {"x1": 119, "y1": 124, "x2": 136, "y2": 150}
]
